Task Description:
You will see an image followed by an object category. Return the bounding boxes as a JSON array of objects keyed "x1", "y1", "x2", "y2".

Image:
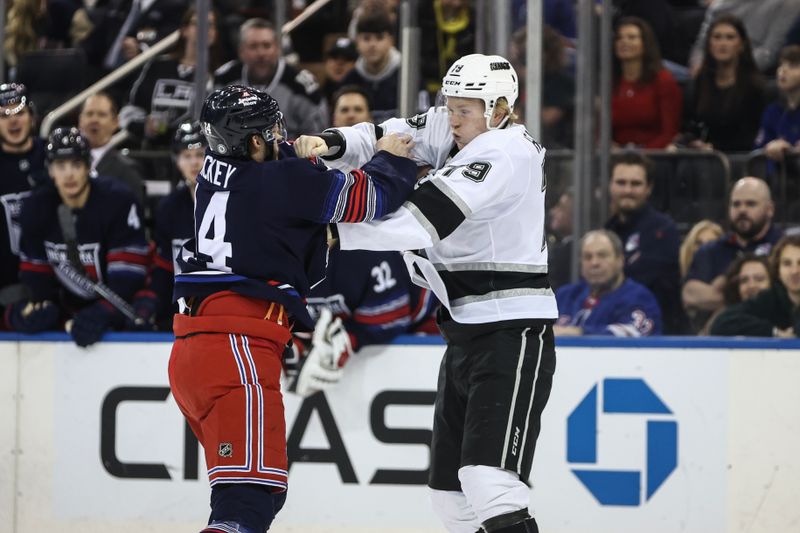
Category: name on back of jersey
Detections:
[{"x1": 200, "y1": 155, "x2": 238, "y2": 188}]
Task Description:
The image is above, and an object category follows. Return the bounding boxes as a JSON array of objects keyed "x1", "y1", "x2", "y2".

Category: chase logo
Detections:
[{"x1": 566, "y1": 378, "x2": 677, "y2": 506}]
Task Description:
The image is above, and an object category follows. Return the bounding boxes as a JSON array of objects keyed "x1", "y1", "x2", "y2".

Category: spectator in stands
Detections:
[
  {"x1": 346, "y1": 0, "x2": 400, "y2": 41},
  {"x1": 5, "y1": 127, "x2": 149, "y2": 346},
  {"x1": 614, "y1": 0, "x2": 684, "y2": 67},
  {"x1": 3, "y1": 0, "x2": 92, "y2": 77},
  {"x1": 322, "y1": 37, "x2": 358, "y2": 105},
  {"x1": 331, "y1": 85, "x2": 372, "y2": 128},
  {"x1": 755, "y1": 45, "x2": 800, "y2": 161},
  {"x1": 674, "y1": 14, "x2": 766, "y2": 152},
  {"x1": 340, "y1": 9, "x2": 402, "y2": 123},
  {"x1": 120, "y1": 6, "x2": 221, "y2": 149},
  {"x1": 710, "y1": 234, "x2": 800, "y2": 337},
  {"x1": 689, "y1": 0, "x2": 800, "y2": 75},
  {"x1": 682, "y1": 177, "x2": 782, "y2": 327},
  {"x1": 611, "y1": 17, "x2": 682, "y2": 149},
  {"x1": 214, "y1": 18, "x2": 328, "y2": 138},
  {"x1": 511, "y1": 25, "x2": 575, "y2": 147},
  {"x1": 419, "y1": 0, "x2": 475, "y2": 98},
  {"x1": 0, "y1": 84, "x2": 46, "y2": 316},
  {"x1": 722, "y1": 253, "x2": 772, "y2": 305},
  {"x1": 83, "y1": 0, "x2": 190, "y2": 70},
  {"x1": 146, "y1": 122, "x2": 205, "y2": 330},
  {"x1": 78, "y1": 92, "x2": 145, "y2": 205},
  {"x1": 604, "y1": 152, "x2": 685, "y2": 333},
  {"x1": 700, "y1": 253, "x2": 772, "y2": 334},
  {"x1": 547, "y1": 187, "x2": 573, "y2": 290},
  {"x1": 679, "y1": 219, "x2": 724, "y2": 278},
  {"x1": 555, "y1": 229, "x2": 662, "y2": 336}
]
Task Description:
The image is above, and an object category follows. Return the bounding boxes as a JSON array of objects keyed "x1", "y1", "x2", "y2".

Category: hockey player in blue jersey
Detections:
[
  {"x1": 136, "y1": 121, "x2": 206, "y2": 329},
  {"x1": 555, "y1": 229, "x2": 663, "y2": 336},
  {"x1": 291, "y1": 246, "x2": 439, "y2": 396},
  {"x1": 5, "y1": 127, "x2": 150, "y2": 346},
  {"x1": 0, "y1": 83, "x2": 47, "y2": 312},
  {"x1": 168, "y1": 85, "x2": 418, "y2": 533}
]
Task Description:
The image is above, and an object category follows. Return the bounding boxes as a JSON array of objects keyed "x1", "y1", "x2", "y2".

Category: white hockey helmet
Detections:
[{"x1": 441, "y1": 53, "x2": 519, "y2": 130}]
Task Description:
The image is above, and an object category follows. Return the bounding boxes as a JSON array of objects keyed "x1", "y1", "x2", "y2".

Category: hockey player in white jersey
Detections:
[{"x1": 297, "y1": 54, "x2": 556, "y2": 533}]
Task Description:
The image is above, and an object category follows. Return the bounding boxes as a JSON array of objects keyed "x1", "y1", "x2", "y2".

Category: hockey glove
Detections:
[
  {"x1": 70, "y1": 301, "x2": 116, "y2": 347},
  {"x1": 125, "y1": 290, "x2": 158, "y2": 331},
  {"x1": 6, "y1": 300, "x2": 59, "y2": 333},
  {"x1": 293, "y1": 308, "x2": 353, "y2": 397}
]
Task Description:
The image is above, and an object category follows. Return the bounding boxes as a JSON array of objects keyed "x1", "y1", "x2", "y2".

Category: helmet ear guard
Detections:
[{"x1": 441, "y1": 54, "x2": 519, "y2": 130}]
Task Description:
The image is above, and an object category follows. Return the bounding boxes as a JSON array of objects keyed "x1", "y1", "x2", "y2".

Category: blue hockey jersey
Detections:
[
  {"x1": 17, "y1": 177, "x2": 149, "y2": 311},
  {"x1": 555, "y1": 278, "x2": 663, "y2": 336},
  {"x1": 306, "y1": 248, "x2": 416, "y2": 350},
  {"x1": 152, "y1": 182, "x2": 194, "y2": 322},
  {"x1": 175, "y1": 143, "x2": 418, "y2": 329},
  {"x1": 0, "y1": 138, "x2": 47, "y2": 289}
]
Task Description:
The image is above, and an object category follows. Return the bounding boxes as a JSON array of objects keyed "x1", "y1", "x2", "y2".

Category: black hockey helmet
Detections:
[
  {"x1": 172, "y1": 121, "x2": 207, "y2": 153},
  {"x1": 200, "y1": 84, "x2": 286, "y2": 158},
  {"x1": 46, "y1": 127, "x2": 91, "y2": 164},
  {"x1": 0, "y1": 82, "x2": 35, "y2": 116}
]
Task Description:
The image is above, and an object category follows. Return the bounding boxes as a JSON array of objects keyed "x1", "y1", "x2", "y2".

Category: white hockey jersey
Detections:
[{"x1": 329, "y1": 107, "x2": 558, "y2": 324}]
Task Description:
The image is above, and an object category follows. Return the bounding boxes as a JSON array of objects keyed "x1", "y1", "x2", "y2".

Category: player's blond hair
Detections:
[{"x1": 494, "y1": 97, "x2": 518, "y2": 126}]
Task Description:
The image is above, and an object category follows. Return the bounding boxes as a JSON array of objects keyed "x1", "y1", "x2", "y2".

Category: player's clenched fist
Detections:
[
  {"x1": 294, "y1": 135, "x2": 329, "y2": 158},
  {"x1": 376, "y1": 133, "x2": 414, "y2": 158}
]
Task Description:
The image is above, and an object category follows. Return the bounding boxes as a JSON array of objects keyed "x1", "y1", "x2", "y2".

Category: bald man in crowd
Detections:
[{"x1": 682, "y1": 177, "x2": 782, "y2": 327}]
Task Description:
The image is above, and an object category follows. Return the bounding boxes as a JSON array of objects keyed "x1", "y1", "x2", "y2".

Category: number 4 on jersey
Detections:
[{"x1": 198, "y1": 192, "x2": 233, "y2": 270}]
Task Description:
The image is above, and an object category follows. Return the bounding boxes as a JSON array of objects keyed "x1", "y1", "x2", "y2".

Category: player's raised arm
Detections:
[{"x1": 269, "y1": 133, "x2": 418, "y2": 224}]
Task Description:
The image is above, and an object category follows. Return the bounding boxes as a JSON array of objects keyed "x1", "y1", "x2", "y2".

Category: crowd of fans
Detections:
[{"x1": 2, "y1": 0, "x2": 800, "y2": 344}]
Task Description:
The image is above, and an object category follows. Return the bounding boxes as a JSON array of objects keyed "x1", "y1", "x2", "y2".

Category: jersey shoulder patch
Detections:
[{"x1": 405, "y1": 112, "x2": 427, "y2": 129}]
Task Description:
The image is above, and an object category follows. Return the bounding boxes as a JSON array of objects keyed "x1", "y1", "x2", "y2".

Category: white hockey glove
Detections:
[{"x1": 293, "y1": 308, "x2": 353, "y2": 397}]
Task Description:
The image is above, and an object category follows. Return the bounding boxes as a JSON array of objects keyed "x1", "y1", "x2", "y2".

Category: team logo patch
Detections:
[
  {"x1": 405, "y1": 113, "x2": 427, "y2": 129},
  {"x1": 218, "y1": 442, "x2": 233, "y2": 457}
]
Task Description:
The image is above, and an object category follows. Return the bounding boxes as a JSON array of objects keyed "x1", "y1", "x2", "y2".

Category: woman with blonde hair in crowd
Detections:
[{"x1": 679, "y1": 219, "x2": 724, "y2": 278}]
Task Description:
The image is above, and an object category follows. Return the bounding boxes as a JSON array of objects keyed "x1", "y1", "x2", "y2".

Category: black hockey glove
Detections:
[{"x1": 6, "y1": 300, "x2": 59, "y2": 333}]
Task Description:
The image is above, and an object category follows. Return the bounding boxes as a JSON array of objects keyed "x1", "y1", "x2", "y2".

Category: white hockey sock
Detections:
[
  {"x1": 458, "y1": 465, "x2": 530, "y2": 525},
  {"x1": 429, "y1": 488, "x2": 483, "y2": 533}
]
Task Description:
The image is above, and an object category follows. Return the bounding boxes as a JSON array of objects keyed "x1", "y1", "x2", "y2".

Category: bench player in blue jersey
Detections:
[
  {"x1": 167, "y1": 85, "x2": 418, "y2": 533},
  {"x1": 6, "y1": 127, "x2": 149, "y2": 346}
]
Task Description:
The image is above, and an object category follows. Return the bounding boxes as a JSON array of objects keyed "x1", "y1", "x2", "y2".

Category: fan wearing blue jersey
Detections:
[
  {"x1": 168, "y1": 85, "x2": 417, "y2": 533},
  {"x1": 555, "y1": 229, "x2": 663, "y2": 337}
]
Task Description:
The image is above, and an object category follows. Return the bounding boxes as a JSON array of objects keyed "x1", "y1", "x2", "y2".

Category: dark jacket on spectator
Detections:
[
  {"x1": 683, "y1": 78, "x2": 767, "y2": 151},
  {"x1": 119, "y1": 56, "x2": 208, "y2": 148},
  {"x1": 710, "y1": 281, "x2": 800, "y2": 336},
  {"x1": 605, "y1": 204, "x2": 686, "y2": 333},
  {"x1": 340, "y1": 48, "x2": 401, "y2": 124},
  {"x1": 686, "y1": 226, "x2": 783, "y2": 283}
]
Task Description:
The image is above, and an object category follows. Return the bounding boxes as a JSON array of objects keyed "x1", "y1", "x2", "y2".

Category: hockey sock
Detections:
[{"x1": 209, "y1": 484, "x2": 287, "y2": 531}]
